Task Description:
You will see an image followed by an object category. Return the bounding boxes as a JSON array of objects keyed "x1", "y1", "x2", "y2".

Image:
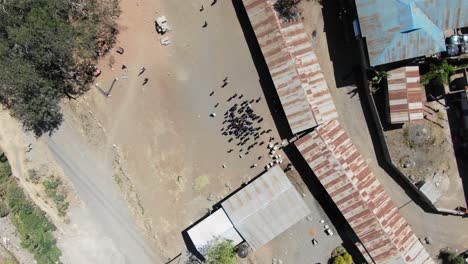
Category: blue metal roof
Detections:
[{"x1": 356, "y1": 0, "x2": 468, "y2": 66}]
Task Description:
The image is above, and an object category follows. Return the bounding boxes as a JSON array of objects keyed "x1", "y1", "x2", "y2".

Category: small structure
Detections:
[
  {"x1": 155, "y1": 16, "x2": 170, "y2": 34},
  {"x1": 419, "y1": 181, "x2": 442, "y2": 204},
  {"x1": 187, "y1": 209, "x2": 243, "y2": 256},
  {"x1": 386, "y1": 66, "x2": 425, "y2": 124},
  {"x1": 186, "y1": 165, "x2": 310, "y2": 256},
  {"x1": 221, "y1": 165, "x2": 310, "y2": 250}
]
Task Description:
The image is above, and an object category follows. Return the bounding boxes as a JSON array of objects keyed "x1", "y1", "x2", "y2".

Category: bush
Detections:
[
  {"x1": 342, "y1": 252, "x2": 353, "y2": 264},
  {"x1": 331, "y1": 246, "x2": 353, "y2": 264},
  {"x1": 439, "y1": 250, "x2": 465, "y2": 264},
  {"x1": 43, "y1": 177, "x2": 68, "y2": 217},
  {"x1": 0, "y1": 202, "x2": 9, "y2": 217},
  {"x1": 333, "y1": 255, "x2": 345, "y2": 264},
  {"x1": 421, "y1": 60, "x2": 455, "y2": 86},
  {"x1": 0, "y1": 162, "x2": 12, "y2": 180},
  {"x1": 274, "y1": 0, "x2": 302, "y2": 21},
  {"x1": 204, "y1": 239, "x2": 237, "y2": 264},
  {"x1": 0, "y1": 156, "x2": 61, "y2": 264},
  {"x1": 6, "y1": 184, "x2": 61, "y2": 264},
  {"x1": 28, "y1": 169, "x2": 41, "y2": 184}
]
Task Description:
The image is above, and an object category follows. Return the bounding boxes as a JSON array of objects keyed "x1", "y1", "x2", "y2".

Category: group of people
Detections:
[{"x1": 220, "y1": 96, "x2": 272, "y2": 157}]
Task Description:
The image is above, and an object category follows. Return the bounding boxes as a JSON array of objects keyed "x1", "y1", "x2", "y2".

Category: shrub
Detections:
[
  {"x1": 0, "y1": 162, "x2": 12, "y2": 180},
  {"x1": 421, "y1": 60, "x2": 455, "y2": 86},
  {"x1": 28, "y1": 169, "x2": 41, "y2": 184},
  {"x1": 331, "y1": 246, "x2": 354, "y2": 264},
  {"x1": 0, "y1": 155, "x2": 61, "y2": 263},
  {"x1": 333, "y1": 255, "x2": 346, "y2": 264},
  {"x1": 43, "y1": 177, "x2": 68, "y2": 217},
  {"x1": 0, "y1": 202, "x2": 9, "y2": 217},
  {"x1": 205, "y1": 239, "x2": 237, "y2": 264},
  {"x1": 439, "y1": 250, "x2": 465, "y2": 264},
  {"x1": 342, "y1": 252, "x2": 353, "y2": 264},
  {"x1": 274, "y1": 0, "x2": 302, "y2": 21}
]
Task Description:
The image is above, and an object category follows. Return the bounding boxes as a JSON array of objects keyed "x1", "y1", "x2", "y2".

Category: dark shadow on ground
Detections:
[
  {"x1": 181, "y1": 224, "x2": 205, "y2": 262},
  {"x1": 283, "y1": 144, "x2": 367, "y2": 264},
  {"x1": 231, "y1": 0, "x2": 293, "y2": 140},
  {"x1": 354, "y1": 40, "x2": 439, "y2": 213},
  {"x1": 444, "y1": 92, "x2": 468, "y2": 207},
  {"x1": 321, "y1": 0, "x2": 360, "y2": 88}
]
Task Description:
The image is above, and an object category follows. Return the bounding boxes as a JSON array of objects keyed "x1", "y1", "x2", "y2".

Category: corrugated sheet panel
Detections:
[
  {"x1": 243, "y1": 0, "x2": 337, "y2": 133},
  {"x1": 355, "y1": 0, "x2": 468, "y2": 66},
  {"x1": 295, "y1": 120, "x2": 434, "y2": 264},
  {"x1": 222, "y1": 165, "x2": 310, "y2": 250},
  {"x1": 388, "y1": 66, "x2": 424, "y2": 124}
]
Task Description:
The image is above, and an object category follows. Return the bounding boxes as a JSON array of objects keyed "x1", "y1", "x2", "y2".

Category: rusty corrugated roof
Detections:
[
  {"x1": 243, "y1": 0, "x2": 337, "y2": 133},
  {"x1": 388, "y1": 66, "x2": 425, "y2": 124},
  {"x1": 242, "y1": 1, "x2": 433, "y2": 263},
  {"x1": 295, "y1": 120, "x2": 434, "y2": 264}
]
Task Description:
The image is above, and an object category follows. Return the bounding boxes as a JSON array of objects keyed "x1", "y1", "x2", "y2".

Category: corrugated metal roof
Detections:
[
  {"x1": 295, "y1": 120, "x2": 434, "y2": 264},
  {"x1": 356, "y1": 0, "x2": 468, "y2": 66},
  {"x1": 388, "y1": 66, "x2": 425, "y2": 124},
  {"x1": 243, "y1": 0, "x2": 337, "y2": 133},
  {"x1": 221, "y1": 165, "x2": 310, "y2": 250},
  {"x1": 187, "y1": 208, "x2": 244, "y2": 255}
]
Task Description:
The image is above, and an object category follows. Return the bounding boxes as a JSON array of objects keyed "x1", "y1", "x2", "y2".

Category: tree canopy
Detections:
[
  {"x1": 421, "y1": 60, "x2": 455, "y2": 86},
  {"x1": 0, "y1": 0, "x2": 120, "y2": 136},
  {"x1": 274, "y1": 0, "x2": 302, "y2": 21},
  {"x1": 204, "y1": 239, "x2": 237, "y2": 264}
]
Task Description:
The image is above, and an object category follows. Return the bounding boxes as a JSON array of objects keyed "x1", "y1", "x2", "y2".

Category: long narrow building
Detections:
[
  {"x1": 295, "y1": 120, "x2": 432, "y2": 264},
  {"x1": 243, "y1": 0, "x2": 337, "y2": 134},
  {"x1": 242, "y1": 0, "x2": 434, "y2": 263}
]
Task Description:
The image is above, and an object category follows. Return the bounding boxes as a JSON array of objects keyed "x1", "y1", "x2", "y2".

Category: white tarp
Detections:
[{"x1": 187, "y1": 208, "x2": 243, "y2": 255}]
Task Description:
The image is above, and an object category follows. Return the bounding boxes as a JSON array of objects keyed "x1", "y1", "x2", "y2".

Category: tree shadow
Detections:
[
  {"x1": 282, "y1": 144, "x2": 367, "y2": 264},
  {"x1": 444, "y1": 92, "x2": 468, "y2": 207}
]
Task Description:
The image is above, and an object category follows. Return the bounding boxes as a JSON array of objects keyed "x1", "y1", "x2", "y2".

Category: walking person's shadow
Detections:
[{"x1": 347, "y1": 87, "x2": 359, "y2": 98}]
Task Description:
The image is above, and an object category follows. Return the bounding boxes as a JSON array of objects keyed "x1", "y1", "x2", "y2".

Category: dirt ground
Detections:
[
  {"x1": 67, "y1": 0, "x2": 283, "y2": 260},
  {"x1": 384, "y1": 101, "x2": 466, "y2": 209},
  {"x1": 59, "y1": 0, "x2": 346, "y2": 261}
]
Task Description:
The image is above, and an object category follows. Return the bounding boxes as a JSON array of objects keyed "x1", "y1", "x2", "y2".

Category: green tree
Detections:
[
  {"x1": 0, "y1": 0, "x2": 120, "y2": 136},
  {"x1": 205, "y1": 239, "x2": 237, "y2": 264},
  {"x1": 439, "y1": 250, "x2": 465, "y2": 264},
  {"x1": 333, "y1": 255, "x2": 346, "y2": 264},
  {"x1": 421, "y1": 60, "x2": 455, "y2": 86},
  {"x1": 342, "y1": 252, "x2": 353, "y2": 264}
]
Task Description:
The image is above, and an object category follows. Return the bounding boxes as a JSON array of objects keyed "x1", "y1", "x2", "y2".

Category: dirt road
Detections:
[{"x1": 46, "y1": 120, "x2": 161, "y2": 264}]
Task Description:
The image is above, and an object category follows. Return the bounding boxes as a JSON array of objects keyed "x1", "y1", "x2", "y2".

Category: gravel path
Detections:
[{"x1": 46, "y1": 120, "x2": 161, "y2": 264}]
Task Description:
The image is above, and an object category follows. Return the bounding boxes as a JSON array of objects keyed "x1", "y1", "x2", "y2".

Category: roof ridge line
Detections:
[{"x1": 317, "y1": 120, "x2": 402, "y2": 258}]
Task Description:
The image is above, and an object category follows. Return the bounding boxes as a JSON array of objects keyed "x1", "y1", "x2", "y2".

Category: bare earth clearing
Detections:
[
  {"x1": 65, "y1": 0, "x2": 343, "y2": 262},
  {"x1": 384, "y1": 100, "x2": 465, "y2": 210}
]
